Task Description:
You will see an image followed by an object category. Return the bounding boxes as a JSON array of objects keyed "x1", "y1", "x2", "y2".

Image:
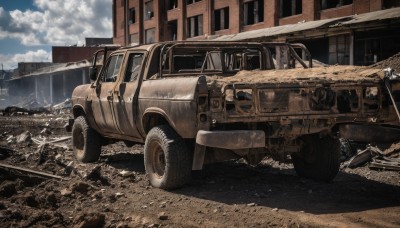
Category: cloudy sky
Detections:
[{"x1": 0, "y1": 0, "x2": 112, "y2": 70}]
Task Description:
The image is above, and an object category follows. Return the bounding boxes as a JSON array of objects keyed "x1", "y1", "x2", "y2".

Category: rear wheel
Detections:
[
  {"x1": 72, "y1": 116, "x2": 101, "y2": 162},
  {"x1": 144, "y1": 125, "x2": 191, "y2": 189},
  {"x1": 292, "y1": 134, "x2": 340, "y2": 182}
]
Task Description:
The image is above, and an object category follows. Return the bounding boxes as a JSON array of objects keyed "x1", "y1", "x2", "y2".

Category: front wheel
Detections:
[
  {"x1": 292, "y1": 134, "x2": 340, "y2": 182},
  {"x1": 72, "y1": 116, "x2": 101, "y2": 163},
  {"x1": 144, "y1": 125, "x2": 192, "y2": 189}
]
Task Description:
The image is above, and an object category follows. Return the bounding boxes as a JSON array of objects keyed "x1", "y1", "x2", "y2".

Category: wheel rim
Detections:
[
  {"x1": 73, "y1": 127, "x2": 84, "y2": 158},
  {"x1": 151, "y1": 141, "x2": 166, "y2": 178}
]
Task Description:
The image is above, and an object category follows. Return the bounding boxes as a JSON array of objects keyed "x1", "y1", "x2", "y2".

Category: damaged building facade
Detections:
[
  {"x1": 112, "y1": 0, "x2": 400, "y2": 66},
  {"x1": 5, "y1": 38, "x2": 113, "y2": 108},
  {"x1": 8, "y1": 61, "x2": 91, "y2": 105}
]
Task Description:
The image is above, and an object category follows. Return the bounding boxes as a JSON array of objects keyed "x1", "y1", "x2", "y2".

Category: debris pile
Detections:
[
  {"x1": 370, "y1": 52, "x2": 400, "y2": 72},
  {"x1": 345, "y1": 143, "x2": 400, "y2": 171},
  {"x1": 0, "y1": 97, "x2": 71, "y2": 116}
]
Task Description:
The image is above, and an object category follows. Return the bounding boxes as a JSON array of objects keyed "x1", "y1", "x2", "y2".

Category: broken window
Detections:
[
  {"x1": 187, "y1": 15, "x2": 203, "y2": 37},
  {"x1": 167, "y1": 0, "x2": 178, "y2": 10},
  {"x1": 144, "y1": 0, "x2": 154, "y2": 20},
  {"x1": 145, "y1": 28, "x2": 155, "y2": 44},
  {"x1": 168, "y1": 20, "x2": 178, "y2": 41},
  {"x1": 129, "y1": 8, "x2": 136, "y2": 24},
  {"x1": 320, "y1": 0, "x2": 352, "y2": 10},
  {"x1": 214, "y1": 7, "x2": 229, "y2": 31},
  {"x1": 187, "y1": 0, "x2": 201, "y2": 5},
  {"x1": 329, "y1": 35, "x2": 350, "y2": 65},
  {"x1": 280, "y1": 0, "x2": 302, "y2": 18},
  {"x1": 124, "y1": 53, "x2": 144, "y2": 82},
  {"x1": 244, "y1": 0, "x2": 264, "y2": 25},
  {"x1": 103, "y1": 55, "x2": 124, "y2": 82}
]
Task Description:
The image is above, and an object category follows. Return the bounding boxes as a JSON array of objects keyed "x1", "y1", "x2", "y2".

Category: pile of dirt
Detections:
[{"x1": 370, "y1": 52, "x2": 400, "y2": 72}]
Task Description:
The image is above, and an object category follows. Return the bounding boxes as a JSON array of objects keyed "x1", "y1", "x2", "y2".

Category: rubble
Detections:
[
  {"x1": 370, "y1": 52, "x2": 400, "y2": 72},
  {"x1": 0, "y1": 146, "x2": 13, "y2": 160},
  {"x1": 345, "y1": 143, "x2": 400, "y2": 171},
  {"x1": 0, "y1": 97, "x2": 72, "y2": 116},
  {"x1": 15, "y1": 131, "x2": 31, "y2": 143}
]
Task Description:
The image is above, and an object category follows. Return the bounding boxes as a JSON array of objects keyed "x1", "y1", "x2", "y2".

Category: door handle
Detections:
[{"x1": 107, "y1": 90, "x2": 113, "y2": 101}]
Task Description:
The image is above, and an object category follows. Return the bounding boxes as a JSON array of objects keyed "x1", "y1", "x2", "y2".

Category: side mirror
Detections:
[{"x1": 89, "y1": 67, "x2": 98, "y2": 81}]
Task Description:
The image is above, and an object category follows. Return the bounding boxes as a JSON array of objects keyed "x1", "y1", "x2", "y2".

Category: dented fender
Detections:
[{"x1": 138, "y1": 77, "x2": 201, "y2": 138}]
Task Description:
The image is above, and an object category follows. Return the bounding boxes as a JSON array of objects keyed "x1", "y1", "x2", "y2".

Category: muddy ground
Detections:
[{"x1": 0, "y1": 115, "x2": 399, "y2": 228}]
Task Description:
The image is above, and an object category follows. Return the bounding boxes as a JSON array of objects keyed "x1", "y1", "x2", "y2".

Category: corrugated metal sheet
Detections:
[{"x1": 214, "y1": 7, "x2": 400, "y2": 41}]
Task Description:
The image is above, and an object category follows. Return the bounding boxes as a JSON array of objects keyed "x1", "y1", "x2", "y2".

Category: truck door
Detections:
[
  {"x1": 90, "y1": 53, "x2": 124, "y2": 134},
  {"x1": 112, "y1": 52, "x2": 145, "y2": 139}
]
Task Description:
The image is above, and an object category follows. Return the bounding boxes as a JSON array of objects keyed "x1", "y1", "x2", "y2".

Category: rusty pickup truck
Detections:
[{"x1": 68, "y1": 41, "x2": 400, "y2": 189}]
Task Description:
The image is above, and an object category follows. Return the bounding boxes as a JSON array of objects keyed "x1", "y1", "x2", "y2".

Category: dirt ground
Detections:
[{"x1": 0, "y1": 115, "x2": 399, "y2": 228}]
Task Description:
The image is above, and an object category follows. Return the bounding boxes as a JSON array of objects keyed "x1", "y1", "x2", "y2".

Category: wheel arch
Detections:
[
  {"x1": 73, "y1": 104, "x2": 86, "y2": 118},
  {"x1": 141, "y1": 108, "x2": 178, "y2": 135}
]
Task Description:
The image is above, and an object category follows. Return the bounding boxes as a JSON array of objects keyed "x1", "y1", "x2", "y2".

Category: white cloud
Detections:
[
  {"x1": 0, "y1": 0, "x2": 112, "y2": 46},
  {"x1": 0, "y1": 49, "x2": 51, "y2": 69}
]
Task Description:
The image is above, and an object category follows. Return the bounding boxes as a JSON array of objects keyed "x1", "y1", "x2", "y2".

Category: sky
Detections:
[{"x1": 0, "y1": 0, "x2": 112, "y2": 70}]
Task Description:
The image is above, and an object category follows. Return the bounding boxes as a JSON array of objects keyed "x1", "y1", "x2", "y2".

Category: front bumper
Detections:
[{"x1": 196, "y1": 130, "x2": 265, "y2": 150}]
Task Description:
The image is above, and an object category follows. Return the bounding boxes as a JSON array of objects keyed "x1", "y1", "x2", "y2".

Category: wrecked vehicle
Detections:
[{"x1": 67, "y1": 41, "x2": 400, "y2": 189}]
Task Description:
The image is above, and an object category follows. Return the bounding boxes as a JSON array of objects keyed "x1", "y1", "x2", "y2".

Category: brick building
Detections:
[{"x1": 113, "y1": 0, "x2": 400, "y2": 66}]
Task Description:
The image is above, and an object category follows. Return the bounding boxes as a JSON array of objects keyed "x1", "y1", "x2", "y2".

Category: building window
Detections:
[
  {"x1": 244, "y1": 0, "x2": 264, "y2": 26},
  {"x1": 214, "y1": 7, "x2": 229, "y2": 31},
  {"x1": 320, "y1": 0, "x2": 352, "y2": 10},
  {"x1": 167, "y1": 0, "x2": 178, "y2": 10},
  {"x1": 144, "y1": 0, "x2": 154, "y2": 20},
  {"x1": 281, "y1": 0, "x2": 302, "y2": 18},
  {"x1": 129, "y1": 8, "x2": 136, "y2": 24},
  {"x1": 168, "y1": 20, "x2": 178, "y2": 41},
  {"x1": 329, "y1": 35, "x2": 350, "y2": 65},
  {"x1": 187, "y1": 15, "x2": 203, "y2": 37},
  {"x1": 145, "y1": 28, "x2": 155, "y2": 44},
  {"x1": 129, "y1": 33, "x2": 139, "y2": 45},
  {"x1": 187, "y1": 0, "x2": 201, "y2": 5},
  {"x1": 383, "y1": 0, "x2": 400, "y2": 9}
]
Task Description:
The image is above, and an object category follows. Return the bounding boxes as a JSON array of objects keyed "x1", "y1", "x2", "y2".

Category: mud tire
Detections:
[
  {"x1": 72, "y1": 116, "x2": 101, "y2": 163},
  {"x1": 144, "y1": 125, "x2": 191, "y2": 189},
  {"x1": 292, "y1": 134, "x2": 340, "y2": 182}
]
